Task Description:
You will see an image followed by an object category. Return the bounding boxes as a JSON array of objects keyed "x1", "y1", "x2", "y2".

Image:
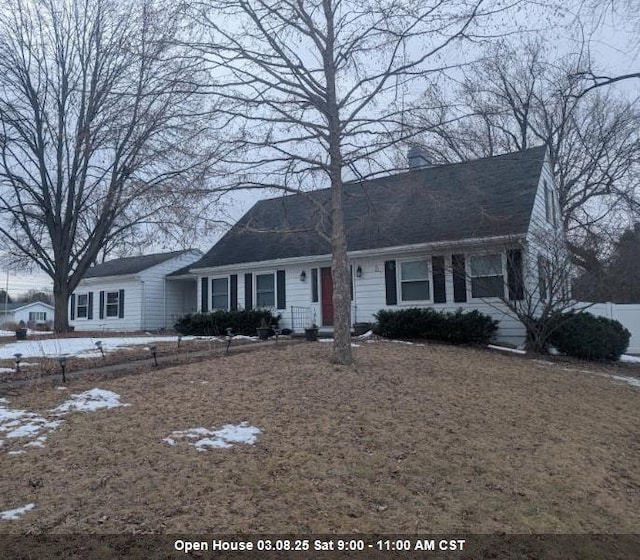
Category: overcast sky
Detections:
[{"x1": 2, "y1": 1, "x2": 637, "y2": 297}]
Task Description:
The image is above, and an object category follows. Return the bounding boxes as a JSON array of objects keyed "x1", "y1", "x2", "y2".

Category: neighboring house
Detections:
[
  {"x1": 69, "y1": 250, "x2": 202, "y2": 331},
  {"x1": 0, "y1": 301, "x2": 55, "y2": 327},
  {"x1": 181, "y1": 146, "x2": 563, "y2": 346}
]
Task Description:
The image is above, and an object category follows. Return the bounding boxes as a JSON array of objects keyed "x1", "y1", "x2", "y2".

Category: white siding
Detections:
[
  {"x1": 70, "y1": 250, "x2": 202, "y2": 331},
  {"x1": 0, "y1": 303, "x2": 54, "y2": 326},
  {"x1": 165, "y1": 280, "x2": 197, "y2": 327},
  {"x1": 70, "y1": 278, "x2": 142, "y2": 332}
]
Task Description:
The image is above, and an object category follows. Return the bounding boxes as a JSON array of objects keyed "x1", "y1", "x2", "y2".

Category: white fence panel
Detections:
[{"x1": 578, "y1": 303, "x2": 640, "y2": 354}]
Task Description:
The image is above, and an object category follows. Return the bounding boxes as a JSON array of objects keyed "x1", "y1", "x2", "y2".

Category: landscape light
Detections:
[
  {"x1": 95, "y1": 340, "x2": 104, "y2": 358},
  {"x1": 58, "y1": 356, "x2": 67, "y2": 383},
  {"x1": 13, "y1": 353, "x2": 22, "y2": 373},
  {"x1": 356, "y1": 265, "x2": 363, "y2": 278},
  {"x1": 148, "y1": 345, "x2": 158, "y2": 367},
  {"x1": 177, "y1": 334, "x2": 182, "y2": 349},
  {"x1": 300, "y1": 270, "x2": 306, "y2": 282},
  {"x1": 225, "y1": 328, "x2": 233, "y2": 354}
]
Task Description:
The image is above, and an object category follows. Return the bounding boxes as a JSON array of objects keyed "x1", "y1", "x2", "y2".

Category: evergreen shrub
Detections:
[
  {"x1": 373, "y1": 307, "x2": 499, "y2": 345},
  {"x1": 547, "y1": 312, "x2": 630, "y2": 361},
  {"x1": 174, "y1": 309, "x2": 280, "y2": 336}
]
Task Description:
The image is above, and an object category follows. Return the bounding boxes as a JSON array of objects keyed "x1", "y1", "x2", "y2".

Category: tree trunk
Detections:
[{"x1": 53, "y1": 280, "x2": 70, "y2": 333}]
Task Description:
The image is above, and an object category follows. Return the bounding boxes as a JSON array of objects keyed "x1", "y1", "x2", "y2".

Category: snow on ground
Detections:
[
  {"x1": 51, "y1": 389, "x2": 129, "y2": 413},
  {"x1": 0, "y1": 335, "x2": 202, "y2": 360},
  {"x1": 0, "y1": 503, "x2": 35, "y2": 520},
  {"x1": 164, "y1": 422, "x2": 261, "y2": 451},
  {"x1": 620, "y1": 354, "x2": 640, "y2": 363},
  {"x1": 0, "y1": 330, "x2": 53, "y2": 337},
  {"x1": 317, "y1": 338, "x2": 361, "y2": 347},
  {"x1": 1, "y1": 388, "x2": 128, "y2": 454},
  {"x1": 488, "y1": 344, "x2": 527, "y2": 355}
]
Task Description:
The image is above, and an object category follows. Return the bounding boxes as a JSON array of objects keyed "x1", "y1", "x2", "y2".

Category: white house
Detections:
[
  {"x1": 179, "y1": 146, "x2": 563, "y2": 346},
  {"x1": 69, "y1": 249, "x2": 202, "y2": 331},
  {"x1": 0, "y1": 301, "x2": 55, "y2": 327}
]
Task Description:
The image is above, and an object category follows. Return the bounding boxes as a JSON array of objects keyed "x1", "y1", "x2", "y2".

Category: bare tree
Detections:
[
  {"x1": 190, "y1": 0, "x2": 526, "y2": 364},
  {"x1": 0, "y1": 0, "x2": 217, "y2": 331},
  {"x1": 414, "y1": 39, "x2": 640, "y2": 272}
]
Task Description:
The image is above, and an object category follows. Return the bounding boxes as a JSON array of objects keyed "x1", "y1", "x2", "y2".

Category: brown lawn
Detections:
[{"x1": 0, "y1": 340, "x2": 638, "y2": 536}]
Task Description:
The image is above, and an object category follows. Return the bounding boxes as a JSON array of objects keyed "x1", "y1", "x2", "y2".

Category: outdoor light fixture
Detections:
[
  {"x1": 356, "y1": 265, "x2": 363, "y2": 278},
  {"x1": 95, "y1": 340, "x2": 104, "y2": 358},
  {"x1": 177, "y1": 334, "x2": 183, "y2": 349},
  {"x1": 225, "y1": 328, "x2": 233, "y2": 354},
  {"x1": 300, "y1": 270, "x2": 307, "y2": 282},
  {"x1": 58, "y1": 356, "x2": 67, "y2": 383},
  {"x1": 13, "y1": 353, "x2": 22, "y2": 373},
  {"x1": 148, "y1": 345, "x2": 158, "y2": 367}
]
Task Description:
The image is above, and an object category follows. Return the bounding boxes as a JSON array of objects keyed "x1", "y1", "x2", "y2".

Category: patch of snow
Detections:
[
  {"x1": 232, "y1": 335, "x2": 258, "y2": 341},
  {"x1": 318, "y1": 338, "x2": 333, "y2": 343},
  {"x1": 488, "y1": 344, "x2": 527, "y2": 355},
  {"x1": 357, "y1": 330, "x2": 374, "y2": 339},
  {"x1": 0, "y1": 368, "x2": 14, "y2": 373},
  {"x1": 392, "y1": 340, "x2": 414, "y2": 345},
  {"x1": 0, "y1": 335, "x2": 198, "y2": 360},
  {"x1": 165, "y1": 422, "x2": 261, "y2": 451},
  {"x1": 56, "y1": 387, "x2": 67, "y2": 391},
  {"x1": 7, "y1": 450, "x2": 25, "y2": 456},
  {"x1": 609, "y1": 375, "x2": 640, "y2": 388},
  {"x1": 620, "y1": 354, "x2": 640, "y2": 363},
  {"x1": 0, "y1": 503, "x2": 35, "y2": 520},
  {"x1": 534, "y1": 359, "x2": 554, "y2": 366},
  {"x1": 51, "y1": 389, "x2": 129, "y2": 413},
  {"x1": 351, "y1": 343, "x2": 361, "y2": 348},
  {"x1": 0, "y1": 400, "x2": 62, "y2": 449}
]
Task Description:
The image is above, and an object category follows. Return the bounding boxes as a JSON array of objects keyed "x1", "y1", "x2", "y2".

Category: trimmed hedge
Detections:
[
  {"x1": 374, "y1": 307, "x2": 499, "y2": 345},
  {"x1": 174, "y1": 309, "x2": 280, "y2": 336},
  {"x1": 547, "y1": 311, "x2": 630, "y2": 361}
]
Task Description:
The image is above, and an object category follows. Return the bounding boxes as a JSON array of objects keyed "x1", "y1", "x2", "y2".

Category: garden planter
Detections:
[
  {"x1": 256, "y1": 327, "x2": 271, "y2": 341},
  {"x1": 15, "y1": 328, "x2": 27, "y2": 341},
  {"x1": 304, "y1": 327, "x2": 318, "y2": 341}
]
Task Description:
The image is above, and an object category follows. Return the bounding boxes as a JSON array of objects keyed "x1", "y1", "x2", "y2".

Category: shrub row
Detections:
[
  {"x1": 373, "y1": 307, "x2": 499, "y2": 345},
  {"x1": 547, "y1": 311, "x2": 630, "y2": 361},
  {"x1": 174, "y1": 309, "x2": 280, "y2": 336}
]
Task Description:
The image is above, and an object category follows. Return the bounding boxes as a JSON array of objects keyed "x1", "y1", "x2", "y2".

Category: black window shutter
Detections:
[
  {"x1": 507, "y1": 249, "x2": 524, "y2": 301},
  {"x1": 87, "y1": 292, "x2": 94, "y2": 320},
  {"x1": 350, "y1": 265, "x2": 353, "y2": 301},
  {"x1": 118, "y1": 289, "x2": 125, "y2": 318},
  {"x1": 99, "y1": 291, "x2": 105, "y2": 319},
  {"x1": 311, "y1": 268, "x2": 318, "y2": 302},
  {"x1": 452, "y1": 254, "x2": 467, "y2": 303},
  {"x1": 201, "y1": 277, "x2": 208, "y2": 312},
  {"x1": 70, "y1": 294, "x2": 75, "y2": 320},
  {"x1": 244, "y1": 273, "x2": 253, "y2": 309},
  {"x1": 384, "y1": 260, "x2": 397, "y2": 305},
  {"x1": 230, "y1": 274, "x2": 238, "y2": 311},
  {"x1": 276, "y1": 270, "x2": 286, "y2": 310},
  {"x1": 432, "y1": 256, "x2": 446, "y2": 303}
]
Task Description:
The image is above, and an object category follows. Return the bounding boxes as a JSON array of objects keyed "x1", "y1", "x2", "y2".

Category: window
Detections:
[
  {"x1": 29, "y1": 311, "x2": 47, "y2": 322},
  {"x1": 106, "y1": 291, "x2": 120, "y2": 317},
  {"x1": 256, "y1": 273, "x2": 275, "y2": 307},
  {"x1": 470, "y1": 254, "x2": 504, "y2": 298},
  {"x1": 538, "y1": 255, "x2": 549, "y2": 301},
  {"x1": 76, "y1": 294, "x2": 88, "y2": 318},
  {"x1": 211, "y1": 277, "x2": 229, "y2": 309},
  {"x1": 544, "y1": 180, "x2": 556, "y2": 225},
  {"x1": 400, "y1": 260, "x2": 430, "y2": 301}
]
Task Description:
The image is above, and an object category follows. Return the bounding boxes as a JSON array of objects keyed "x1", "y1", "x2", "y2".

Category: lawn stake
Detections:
[
  {"x1": 95, "y1": 340, "x2": 104, "y2": 358},
  {"x1": 58, "y1": 356, "x2": 67, "y2": 383},
  {"x1": 149, "y1": 344, "x2": 158, "y2": 366},
  {"x1": 13, "y1": 353, "x2": 22, "y2": 373}
]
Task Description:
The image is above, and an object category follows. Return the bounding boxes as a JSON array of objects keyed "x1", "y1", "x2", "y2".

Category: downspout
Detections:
[{"x1": 139, "y1": 279, "x2": 145, "y2": 331}]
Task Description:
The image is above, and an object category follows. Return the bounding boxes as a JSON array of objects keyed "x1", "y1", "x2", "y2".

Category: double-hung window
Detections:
[
  {"x1": 470, "y1": 254, "x2": 504, "y2": 298},
  {"x1": 400, "y1": 260, "x2": 430, "y2": 302},
  {"x1": 29, "y1": 311, "x2": 47, "y2": 322},
  {"x1": 211, "y1": 278, "x2": 229, "y2": 310},
  {"x1": 106, "y1": 291, "x2": 120, "y2": 317},
  {"x1": 76, "y1": 294, "x2": 88, "y2": 318},
  {"x1": 256, "y1": 274, "x2": 275, "y2": 307}
]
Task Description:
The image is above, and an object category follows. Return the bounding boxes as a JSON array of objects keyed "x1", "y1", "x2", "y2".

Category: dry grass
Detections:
[{"x1": 0, "y1": 341, "x2": 638, "y2": 534}]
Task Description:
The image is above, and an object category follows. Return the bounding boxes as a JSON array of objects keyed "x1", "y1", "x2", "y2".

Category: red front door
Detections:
[{"x1": 320, "y1": 267, "x2": 334, "y2": 326}]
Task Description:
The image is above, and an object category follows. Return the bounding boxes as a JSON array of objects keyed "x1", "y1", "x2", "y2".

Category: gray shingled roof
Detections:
[
  {"x1": 83, "y1": 250, "x2": 193, "y2": 278},
  {"x1": 192, "y1": 146, "x2": 546, "y2": 269}
]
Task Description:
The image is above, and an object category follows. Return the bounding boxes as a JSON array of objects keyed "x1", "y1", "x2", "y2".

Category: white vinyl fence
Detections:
[{"x1": 577, "y1": 303, "x2": 640, "y2": 354}]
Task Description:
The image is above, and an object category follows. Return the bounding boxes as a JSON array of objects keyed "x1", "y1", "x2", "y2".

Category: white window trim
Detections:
[
  {"x1": 397, "y1": 258, "x2": 433, "y2": 305},
  {"x1": 29, "y1": 311, "x2": 47, "y2": 322},
  {"x1": 76, "y1": 292, "x2": 89, "y2": 320},
  {"x1": 467, "y1": 252, "x2": 506, "y2": 301},
  {"x1": 105, "y1": 290, "x2": 120, "y2": 319},
  {"x1": 255, "y1": 271, "x2": 276, "y2": 309},
  {"x1": 211, "y1": 276, "x2": 230, "y2": 310}
]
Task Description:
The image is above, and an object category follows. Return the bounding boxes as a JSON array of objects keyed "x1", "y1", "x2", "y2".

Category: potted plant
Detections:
[
  {"x1": 14, "y1": 321, "x2": 27, "y2": 341},
  {"x1": 256, "y1": 318, "x2": 272, "y2": 341},
  {"x1": 304, "y1": 323, "x2": 319, "y2": 341}
]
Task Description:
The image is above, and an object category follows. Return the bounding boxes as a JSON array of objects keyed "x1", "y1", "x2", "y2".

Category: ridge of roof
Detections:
[{"x1": 83, "y1": 249, "x2": 199, "y2": 279}]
